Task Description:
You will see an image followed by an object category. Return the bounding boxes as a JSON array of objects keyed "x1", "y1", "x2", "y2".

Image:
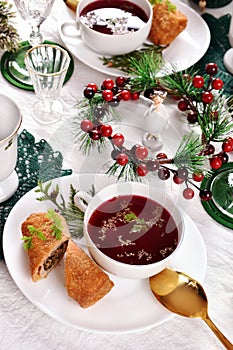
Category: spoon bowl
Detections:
[{"x1": 149, "y1": 268, "x2": 233, "y2": 350}]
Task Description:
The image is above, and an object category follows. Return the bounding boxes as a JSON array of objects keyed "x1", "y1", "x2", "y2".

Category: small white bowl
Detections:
[
  {"x1": 61, "y1": 0, "x2": 153, "y2": 55},
  {"x1": 75, "y1": 182, "x2": 185, "y2": 279}
]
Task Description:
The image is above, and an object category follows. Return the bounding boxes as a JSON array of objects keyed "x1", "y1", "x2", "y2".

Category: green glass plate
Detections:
[
  {"x1": 0, "y1": 40, "x2": 74, "y2": 91},
  {"x1": 201, "y1": 162, "x2": 233, "y2": 229}
]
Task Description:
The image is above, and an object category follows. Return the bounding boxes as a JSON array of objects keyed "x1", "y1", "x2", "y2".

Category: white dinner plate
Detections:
[
  {"x1": 58, "y1": 0, "x2": 210, "y2": 76},
  {"x1": 3, "y1": 174, "x2": 207, "y2": 333}
]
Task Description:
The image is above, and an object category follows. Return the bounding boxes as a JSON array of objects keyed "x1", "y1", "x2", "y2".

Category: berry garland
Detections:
[{"x1": 75, "y1": 61, "x2": 233, "y2": 201}]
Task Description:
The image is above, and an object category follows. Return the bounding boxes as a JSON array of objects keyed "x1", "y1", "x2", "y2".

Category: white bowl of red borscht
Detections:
[{"x1": 74, "y1": 181, "x2": 184, "y2": 279}]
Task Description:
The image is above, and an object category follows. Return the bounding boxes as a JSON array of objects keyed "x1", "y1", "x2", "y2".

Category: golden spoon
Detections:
[{"x1": 149, "y1": 268, "x2": 233, "y2": 350}]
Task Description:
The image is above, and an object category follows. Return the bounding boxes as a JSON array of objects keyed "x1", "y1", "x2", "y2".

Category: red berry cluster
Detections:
[
  {"x1": 177, "y1": 63, "x2": 224, "y2": 125},
  {"x1": 83, "y1": 77, "x2": 140, "y2": 104}
]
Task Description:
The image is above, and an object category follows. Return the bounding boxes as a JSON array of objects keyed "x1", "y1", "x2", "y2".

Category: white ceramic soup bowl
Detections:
[
  {"x1": 61, "y1": 0, "x2": 153, "y2": 55},
  {"x1": 75, "y1": 182, "x2": 185, "y2": 279},
  {"x1": 0, "y1": 94, "x2": 22, "y2": 203}
]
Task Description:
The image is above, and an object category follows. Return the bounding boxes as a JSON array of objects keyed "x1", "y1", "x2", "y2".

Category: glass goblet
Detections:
[
  {"x1": 1, "y1": 0, "x2": 56, "y2": 88},
  {"x1": 14, "y1": 0, "x2": 55, "y2": 47},
  {"x1": 24, "y1": 44, "x2": 70, "y2": 124}
]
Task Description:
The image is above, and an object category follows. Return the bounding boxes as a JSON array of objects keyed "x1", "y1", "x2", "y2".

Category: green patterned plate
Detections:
[
  {"x1": 0, "y1": 40, "x2": 74, "y2": 91},
  {"x1": 201, "y1": 162, "x2": 233, "y2": 229}
]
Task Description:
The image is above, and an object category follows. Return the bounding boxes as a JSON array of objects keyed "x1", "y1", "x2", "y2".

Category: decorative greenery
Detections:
[
  {"x1": 101, "y1": 44, "x2": 165, "y2": 73},
  {"x1": 0, "y1": 1, "x2": 20, "y2": 52},
  {"x1": 35, "y1": 180, "x2": 95, "y2": 238},
  {"x1": 73, "y1": 58, "x2": 232, "y2": 201}
]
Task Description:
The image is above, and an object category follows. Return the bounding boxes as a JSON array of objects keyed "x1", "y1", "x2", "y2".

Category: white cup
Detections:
[
  {"x1": 61, "y1": 0, "x2": 152, "y2": 55},
  {"x1": 74, "y1": 182, "x2": 185, "y2": 279},
  {"x1": 0, "y1": 94, "x2": 22, "y2": 203}
]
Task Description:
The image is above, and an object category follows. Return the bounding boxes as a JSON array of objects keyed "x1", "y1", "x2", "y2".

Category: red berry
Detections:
[
  {"x1": 173, "y1": 174, "x2": 185, "y2": 184},
  {"x1": 177, "y1": 167, "x2": 188, "y2": 180},
  {"x1": 87, "y1": 83, "x2": 98, "y2": 93},
  {"x1": 102, "y1": 90, "x2": 113, "y2": 101},
  {"x1": 202, "y1": 91, "x2": 213, "y2": 104},
  {"x1": 120, "y1": 89, "x2": 131, "y2": 101},
  {"x1": 136, "y1": 163, "x2": 148, "y2": 176},
  {"x1": 187, "y1": 112, "x2": 198, "y2": 124},
  {"x1": 219, "y1": 151, "x2": 229, "y2": 164},
  {"x1": 102, "y1": 78, "x2": 114, "y2": 90},
  {"x1": 209, "y1": 156, "x2": 222, "y2": 170},
  {"x1": 89, "y1": 128, "x2": 101, "y2": 140},
  {"x1": 111, "y1": 149, "x2": 120, "y2": 160},
  {"x1": 203, "y1": 144, "x2": 215, "y2": 155},
  {"x1": 83, "y1": 87, "x2": 95, "y2": 99},
  {"x1": 212, "y1": 78, "x2": 223, "y2": 90},
  {"x1": 112, "y1": 133, "x2": 125, "y2": 147},
  {"x1": 192, "y1": 75, "x2": 204, "y2": 88},
  {"x1": 222, "y1": 140, "x2": 233, "y2": 152},
  {"x1": 146, "y1": 159, "x2": 160, "y2": 171},
  {"x1": 192, "y1": 172, "x2": 204, "y2": 182},
  {"x1": 158, "y1": 168, "x2": 170, "y2": 180},
  {"x1": 205, "y1": 63, "x2": 218, "y2": 75},
  {"x1": 130, "y1": 92, "x2": 140, "y2": 100},
  {"x1": 80, "y1": 119, "x2": 94, "y2": 132},
  {"x1": 183, "y1": 187, "x2": 194, "y2": 199},
  {"x1": 199, "y1": 189, "x2": 212, "y2": 201},
  {"x1": 156, "y1": 153, "x2": 167, "y2": 160},
  {"x1": 183, "y1": 73, "x2": 191, "y2": 82},
  {"x1": 178, "y1": 100, "x2": 189, "y2": 111},
  {"x1": 135, "y1": 145, "x2": 148, "y2": 160},
  {"x1": 100, "y1": 124, "x2": 113, "y2": 137},
  {"x1": 115, "y1": 76, "x2": 126, "y2": 87},
  {"x1": 116, "y1": 153, "x2": 129, "y2": 165}
]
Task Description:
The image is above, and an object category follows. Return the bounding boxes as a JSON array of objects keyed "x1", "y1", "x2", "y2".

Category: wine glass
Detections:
[
  {"x1": 24, "y1": 44, "x2": 70, "y2": 124},
  {"x1": 141, "y1": 92, "x2": 168, "y2": 151},
  {"x1": 1, "y1": 0, "x2": 56, "y2": 88},
  {"x1": 14, "y1": 0, "x2": 55, "y2": 47}
]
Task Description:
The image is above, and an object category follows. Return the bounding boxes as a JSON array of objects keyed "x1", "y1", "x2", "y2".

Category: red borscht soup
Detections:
[
  {"x1": 88, "y1": 195, "x2": 178, "y2": 265},
  {"x1": 80, "y1": 0, "x2": 149, "y2": 35}
]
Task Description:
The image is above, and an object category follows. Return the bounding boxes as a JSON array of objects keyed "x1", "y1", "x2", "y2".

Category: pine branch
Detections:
[
  {"x1": 100, "y1": 43, "x2": 165, "y2": 73},
  {"x1": 127, "y1": 51, "x2": 164, "y2": 92},
  {"x1": 0, "y1": 1, "x2": 20, "y2": 52},
  {"x1": 173, "y1": 132, "x2": 207, "y2": 173}
]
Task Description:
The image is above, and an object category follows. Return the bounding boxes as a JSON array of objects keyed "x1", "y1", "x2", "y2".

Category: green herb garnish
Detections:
[
  {"x1": 22, "y1": 225, "x2": 46, "y2": 250},
  {"x1": 22, "y1": 209, "x2": 63, "y2": 250},
  {"x1": 149, "y1": 0, "x2": 176, "y2": 11},
  {"x1": 47, "y1": 209, "x2": 63, "y2": 240},
  {"x1": 124, "y1": 212, "x2": 149, "y2": 234}
]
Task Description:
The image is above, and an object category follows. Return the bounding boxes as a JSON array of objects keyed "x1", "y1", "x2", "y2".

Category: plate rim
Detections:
[{"x1": 3, "y1": 173, "x2": 207, "y2": 334}]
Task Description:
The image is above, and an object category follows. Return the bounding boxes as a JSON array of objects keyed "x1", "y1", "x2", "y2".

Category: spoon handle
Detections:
[{"x1": 204, "y1": 316, "x2": 233, "y2": 350}]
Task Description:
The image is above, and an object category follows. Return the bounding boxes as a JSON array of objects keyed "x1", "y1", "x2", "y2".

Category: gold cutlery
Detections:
[{"x1": 150, "y1": 268, "x2": 233, "y2": 350}]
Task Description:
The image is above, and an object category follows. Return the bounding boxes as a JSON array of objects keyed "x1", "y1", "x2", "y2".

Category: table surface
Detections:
[{"x1": 0, "y1": 1, "x2": 233, "y2": 349}]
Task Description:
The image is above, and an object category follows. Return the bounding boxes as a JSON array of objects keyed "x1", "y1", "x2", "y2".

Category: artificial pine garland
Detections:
[
  {"x1": 0, "y1": 1, "x2": 20, "y2": 52},
  {"x1": 74, "y1": 53, "x2": 233, "y2": 201}
]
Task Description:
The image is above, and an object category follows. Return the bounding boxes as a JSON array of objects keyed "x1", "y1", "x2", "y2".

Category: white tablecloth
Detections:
[{"x1": 0, "y1": 1, "x2": 233, "y2": 349}]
